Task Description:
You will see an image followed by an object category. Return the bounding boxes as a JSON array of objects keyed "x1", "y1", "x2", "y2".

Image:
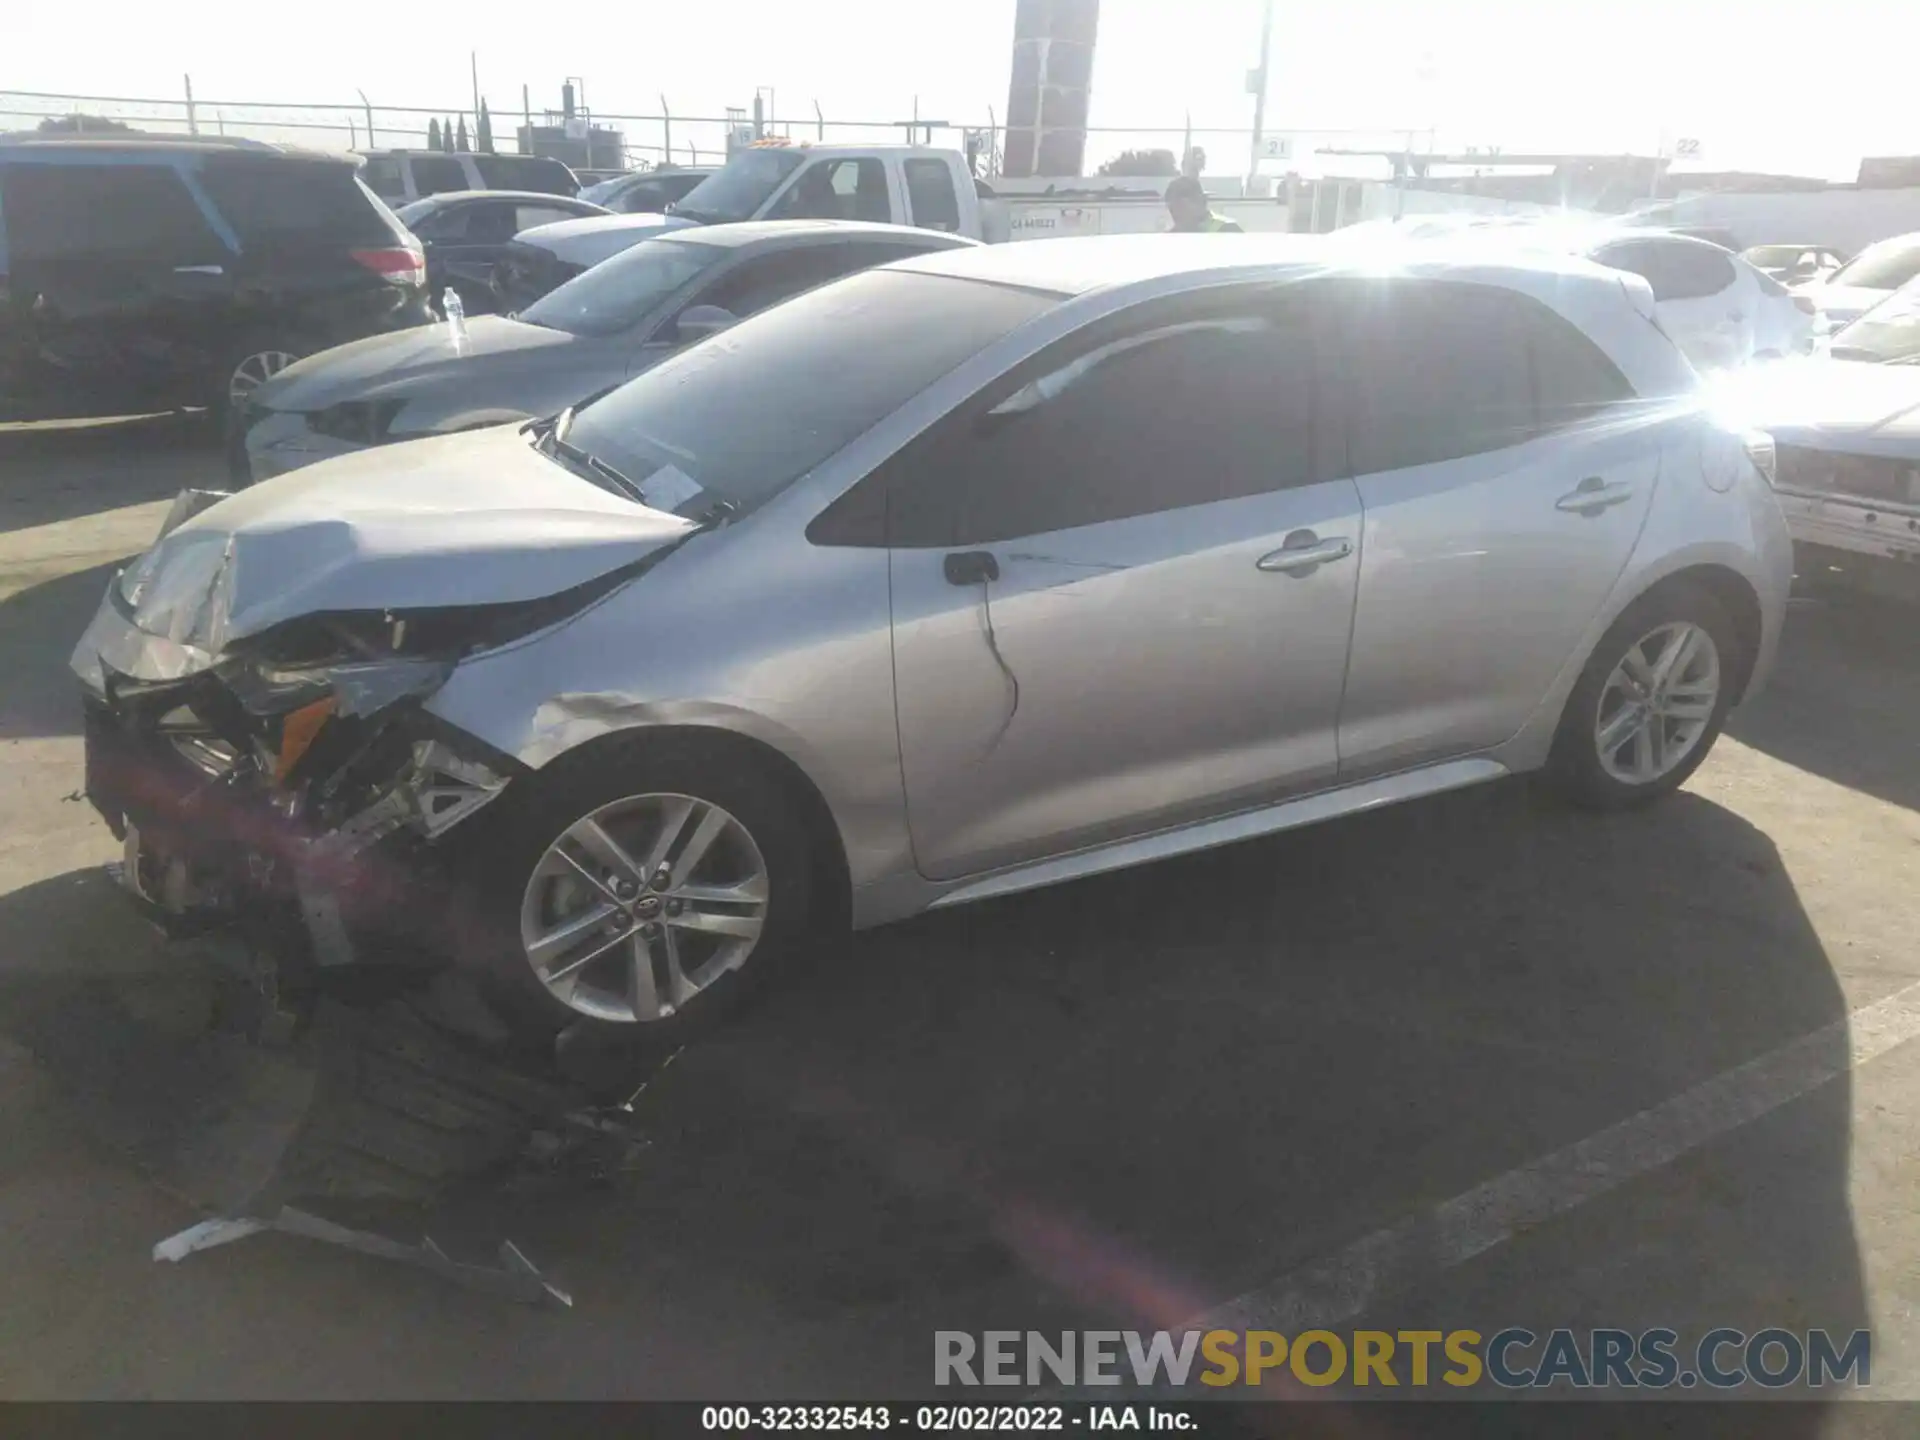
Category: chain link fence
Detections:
[{"x1": 2, "y1": 86, "x2": 1435, "y2": 182}]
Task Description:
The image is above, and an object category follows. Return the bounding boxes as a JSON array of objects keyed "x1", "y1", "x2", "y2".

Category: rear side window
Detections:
[
  {"x1": 1338, "y1": 282, "x2": 1537, "y2": 475},
  {"x1": 1334, "y1": 280, "x2": 1634, "y2": 473},
  {"x1": 409, "y1": 156, "x2": 467, "y2": 196},
  {"x1": 1594, "y1": 240, "x2": 1734, "y2": 301},
  {"x1": 1, "y1": 162, "x2": 221, "y2": 264},
  {"x1": 359, "y1": 156, "x2": 406, "y2": 199},
  {"x1": 476, "y1": 155, "x2": 575, "y2": 195},
  {"x1": 905, "y1": 159, "x2": 961, "y2": 232},
  {"x1": 199, "y1": 158, "x2": 396, "y2": 246}
]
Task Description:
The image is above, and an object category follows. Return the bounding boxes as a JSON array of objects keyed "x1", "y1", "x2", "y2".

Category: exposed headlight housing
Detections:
[
  {"x1": 1743, "y1": 430, "x2": 1778, "y2": 487},
  {"x1": 306, "y1": 399, "x2": 406, "y2": 446}
]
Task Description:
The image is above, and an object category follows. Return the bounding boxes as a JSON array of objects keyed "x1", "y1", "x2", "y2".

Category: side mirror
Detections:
[{"x1": 675, "y1": 304, "x2": 739, "y2": 344}]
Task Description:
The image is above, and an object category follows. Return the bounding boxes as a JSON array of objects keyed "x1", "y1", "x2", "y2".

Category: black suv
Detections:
[{"x1": 0, "y1": 136, "x2": 432, "y2": 423}]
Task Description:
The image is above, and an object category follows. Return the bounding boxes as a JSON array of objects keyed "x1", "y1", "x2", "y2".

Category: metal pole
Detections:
[
  {"x1": 184, "y1": 74, "x2": 198, "y2": 136},
  {"x1": 814, "y1": 100, "x2": 824, "y2": 141},
  {"x1": 1183, "y1": 109, "x2": 1192, "y2": 173},
  {"x1": 523, "y1": 84, "x2": 531, "y2": 155},
  {"x1": 357, "y1": 89, "x2": 374, "y2": 148},
  {"x1": 660, "y1": 94, "x2": 671, "y2": 169},
  {"x1": 1248, "y1": 0, "x2": 1275, "y2": 191},
  {"x1": 470, "y1": 51, "x2": 480, "y2": 129}
]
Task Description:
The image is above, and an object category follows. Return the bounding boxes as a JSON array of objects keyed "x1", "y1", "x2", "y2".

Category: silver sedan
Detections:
[{"x1": 73, "y1": 235, "x2": 1792, "y2": 1062}]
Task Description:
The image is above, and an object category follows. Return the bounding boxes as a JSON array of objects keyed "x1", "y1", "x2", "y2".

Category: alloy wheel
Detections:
[
  {"x1": 227, "y1": 350, "x2": 298, "y2": 406},
  {"x1": 518, "y1": 792, "x2": 770, "y2": 1024},
  {"x1": 1593, "y1": 621, "x2": 1722, "y2": 786}
]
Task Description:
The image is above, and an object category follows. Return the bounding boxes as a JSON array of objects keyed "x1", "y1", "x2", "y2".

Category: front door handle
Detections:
[
  {"x1": 173, "y1": 264, "x2": 226, "y2": 276},
  {"x1": 1556, "y1": 476, "x2": 1635, "y2": 516},
  {"x1": 1256, "y1": 531, "x2": 1354, "y2": 576}
]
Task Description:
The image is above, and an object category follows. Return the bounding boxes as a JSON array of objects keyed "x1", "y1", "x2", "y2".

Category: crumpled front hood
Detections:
[
  {"x1": 253, "y1": 317, "x2": 580, "y2": 413},
  {"x1": 118, "y1": 426, "x2": 693, "y2": 654}
]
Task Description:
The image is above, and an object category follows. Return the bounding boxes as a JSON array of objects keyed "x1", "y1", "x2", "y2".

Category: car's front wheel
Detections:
[
  {"x1": 469, "y1": 736, "x2": 816, "y2": 1057},
  {"x1": 1548, "y1": 583, "x2": 1739, "y2": 809}
]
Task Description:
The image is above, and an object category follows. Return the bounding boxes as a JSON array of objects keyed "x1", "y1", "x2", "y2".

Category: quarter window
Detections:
[{"x1": 1594, "y1": 240, "x2": 1735, "y2": 301}]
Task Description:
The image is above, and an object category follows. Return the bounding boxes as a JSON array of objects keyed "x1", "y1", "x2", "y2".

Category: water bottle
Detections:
[{"x1": 442, "y1": 286, "x2": 467, "y2": 340}]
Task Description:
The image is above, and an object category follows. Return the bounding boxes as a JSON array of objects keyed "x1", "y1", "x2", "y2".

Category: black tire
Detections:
[
  {"x1": 1546, "y1": 581, "x2": 1741, "y2": 811},
  {"x1": 458, "y1": 733, "x2": 817, "y2": 1057}
]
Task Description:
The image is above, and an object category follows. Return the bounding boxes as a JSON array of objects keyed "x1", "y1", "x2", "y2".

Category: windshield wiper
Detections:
[{"x1": 531, "y1": 406, "x2": 646, "y2": 504}]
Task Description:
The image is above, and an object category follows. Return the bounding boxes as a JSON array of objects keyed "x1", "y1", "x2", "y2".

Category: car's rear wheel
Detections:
[
  {"x1": 1547, "y1": 583, "x2": 1739, "y2": 809},
  {"x1": 466, "y1": 736, "x2": 816, "y2": 1059}
]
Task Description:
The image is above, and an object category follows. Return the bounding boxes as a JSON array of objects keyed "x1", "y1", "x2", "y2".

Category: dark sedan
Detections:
[
  {"x1": 396, "y1": 190, "x2": 610, "y2": 316},
  {"x1": 235, "y1": 219, "x2": 980, "y2": 482}
]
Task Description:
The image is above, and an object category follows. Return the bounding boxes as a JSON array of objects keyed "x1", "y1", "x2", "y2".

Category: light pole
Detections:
[{"x1": 1246, "y1": 0, "x2": 1275, "y2": 192}]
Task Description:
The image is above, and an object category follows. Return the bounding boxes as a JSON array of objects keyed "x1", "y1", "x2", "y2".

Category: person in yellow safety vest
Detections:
[{"x1": 1165, "y1": 176, "x2": 1244, "y2": 233}]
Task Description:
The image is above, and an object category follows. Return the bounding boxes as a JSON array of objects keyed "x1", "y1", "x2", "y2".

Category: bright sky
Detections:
[{"x1": 7, "y1": 0, "x2": 1917, "y2": 179}]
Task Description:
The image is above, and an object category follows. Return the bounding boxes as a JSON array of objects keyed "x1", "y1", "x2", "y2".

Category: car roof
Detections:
[
  {"x1": 887, "y1": 231, "x2": 1631, "y2": 299},
  {"x1": 403, "y1": 189, "x2": 602, "y2": 209},
  {"x1": 0, "y1": 134, "x2": 347, "y2": 164},
  {"x1": 672, "y1": 219, "x2": 977, "y2": 249}
]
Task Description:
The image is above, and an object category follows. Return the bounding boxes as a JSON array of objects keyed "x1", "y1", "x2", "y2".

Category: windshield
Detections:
[
  {"x1": 1829, "y1": 278, "x2": 1920, "y2": 363},
  {"x1": 519, "y1": 237, "x2": 721, "y2": 338},
  {"x1": 562, "y1": 269, "x2": 1059, "y2": 516},
  {"x1": 1828, "y1": 236, "x2": 1920, "y2": 291},
  {"x1": 671, "y1": 150, "x2": 804, "y2": 223}
]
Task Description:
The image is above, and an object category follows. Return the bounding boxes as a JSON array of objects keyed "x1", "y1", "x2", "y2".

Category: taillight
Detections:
[
  {"x1": 1792, "y1": 295, "x2": 1816, "y2": 316},
  {"x1": 1743, "y1": 430, "x2": 1778, "y2": 487},
  {"x1": 351, "y1": 244, "x2": 426, "y2": 288}
]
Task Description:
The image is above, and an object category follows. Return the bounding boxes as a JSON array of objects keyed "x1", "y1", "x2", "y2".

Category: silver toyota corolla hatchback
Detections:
[{"x1": 73, "y1": 235, "x2": 1791, "y2": 1063}]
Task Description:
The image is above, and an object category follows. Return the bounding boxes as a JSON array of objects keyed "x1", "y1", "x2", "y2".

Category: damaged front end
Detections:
[{"x1": 72, "y1": 490, "x2": 542, "y2": 1019}]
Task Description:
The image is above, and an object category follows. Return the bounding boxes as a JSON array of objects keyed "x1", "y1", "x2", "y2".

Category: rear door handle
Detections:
[
  {"x1": 1556, "y1": 476, "x2": 1635, "y2": 516},
  {"x1": 1256, "y1": 531, "x2": 1354, "y2": 575},
  {"x1": 173, "y1": 264, "x2": 226, "y2": 276}
]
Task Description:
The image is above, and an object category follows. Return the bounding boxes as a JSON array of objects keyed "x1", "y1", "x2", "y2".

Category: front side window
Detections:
[
  {"x1": 409, "y1": 156, "x2": 467, "y2": 197},
  {"x1": 1830, "y1": 277, "x2": 1920, "y2": 363},
  {"x1": 1, "y1": 162, "x2": 220, "y2": 264},
  {"x1": 883, "y1": 294, "x2": 1332, "y2": 549},
  {"x1": 515, "y1": 204, "x2": 581, "y2": 233},
  {"x1": 1829, "y1": 237, "x2": 1920, "y2": 292},
  {"x1": 562, "y1": 269, "x2": 1058, "y2": 515},
  {"x1": 767, "y1": 158, "x2": 890, "y2": 222},
  {"x1": 359, "y1": 156, "x2": 406, "y2": 198}
]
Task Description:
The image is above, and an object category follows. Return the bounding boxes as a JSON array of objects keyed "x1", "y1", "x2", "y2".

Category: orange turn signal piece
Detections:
[{"x1": 274, "y1": 697, "x2": 337, "y2": 783}]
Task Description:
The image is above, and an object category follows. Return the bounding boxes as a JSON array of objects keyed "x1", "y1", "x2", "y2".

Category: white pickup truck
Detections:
[{"x1": 496, "y1": 142, "x2": 1299, "y2": 299}]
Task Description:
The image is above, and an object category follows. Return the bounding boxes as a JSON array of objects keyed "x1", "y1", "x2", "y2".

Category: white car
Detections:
[
  {"x1": 1342, "y1": 221, "x2": 1811, "y2": 368},
  {"x1": 1794, "y1": 231, "x2": 1920, "y2": 333},
  {"x1": 1584, "y1": 232, "x2": 1814, "y2": 369}
]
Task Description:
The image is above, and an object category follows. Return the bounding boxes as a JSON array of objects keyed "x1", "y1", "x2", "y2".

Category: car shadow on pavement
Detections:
[
  {"x1": 0, "y1": 558, "x2": 118, "y2": 740},
  {"x1": 446, "y1": 781, "x2": 1866, "y2": 1408},
  {"x1": 0, "y1": 783, "x2": 1871, "y2": 1406},
  {"x1": 1730, "y1": 596, "x2": 1920, "y2": 813},
  {"x1": 0, "y1": 415, "x2": 218, "y2": 535}
]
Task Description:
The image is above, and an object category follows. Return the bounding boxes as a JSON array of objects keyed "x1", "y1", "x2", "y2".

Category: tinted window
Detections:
[
  {"x1": 1339, "y1": 282, "x2": 1537, "y2": 474},
  {"x1": 1594, "y1": 239, "x2": 1734, "y2": 301},
  {"x1": 476, "y1": 154, "x2": 574, "y2": 195},
  {"x1": 1526, "y1": 305, "x2": 1637, "y2": 429},
  {"x1": 767, "y1": 158, "x2": 890, "y2": 222},
  {"x1": 200, "y1": 157, "x2": 395, "y2": 245},
  {"x1": 360, "y1": 156, "x2": 406, "y2": 199},
  {"x1": 409, "y1": 156, "x2": 467, "y2": 196},
  {"x1": 890, "y1": 306, "x2": 1325, "y2": 548},
  {"x1": 905, "y1": 159, "x2": 961, "y2": 232},
  {"x1": 519, "y1": 237, "x2": 721, "y2": 337},
  {"x1": 2, "y1": 163, "x2": 220, "y2": 264},
  {"x1": 565, "y1": 270, "x2": 1057, "y2": 513},
  {"x1": 694, "y1": 243, "x2": 901, "y2": 321}
]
